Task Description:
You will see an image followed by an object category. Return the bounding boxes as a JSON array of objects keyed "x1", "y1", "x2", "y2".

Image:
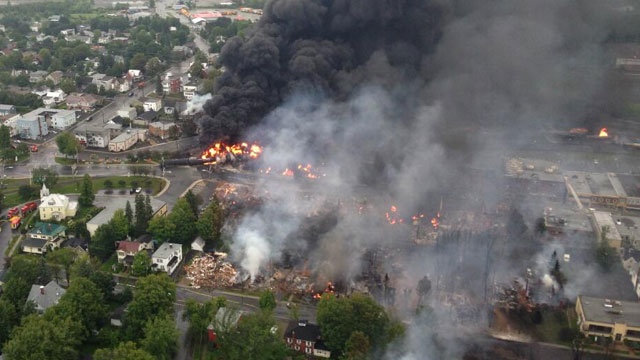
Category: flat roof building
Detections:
[
  {"x1": 87, "y1": 196, "x2": 167, "y2": 236},
  {"x1": 577, "y1": 295, "x2": 640, "y2": 343}
]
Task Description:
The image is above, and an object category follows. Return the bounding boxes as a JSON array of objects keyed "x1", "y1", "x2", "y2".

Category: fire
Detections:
[
  {"x1": 282, "y1": 168, "x2": 294, "y2": 177},
  {"x1": 201, "y1": 142, "x2": 263, "y2": 162},
  {"x1": 430, "y1": 212, "x2": 441, "y2": 230},
  {"x1": 598, "y1": 128, "x2": 609, "y2": 138},
  {"x1": 312, "y1": 281, "x2": 336, "y2": 300}
]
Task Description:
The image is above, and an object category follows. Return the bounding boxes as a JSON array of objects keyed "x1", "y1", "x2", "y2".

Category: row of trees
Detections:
[{"x1": 0, "y1": 252, "x2": 179, "y2": 360}]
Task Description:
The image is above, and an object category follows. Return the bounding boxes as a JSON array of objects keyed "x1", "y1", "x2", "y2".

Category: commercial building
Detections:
[
  {"x1": 591, "y1": 211, "x2": 624, "y2": 249},
  {"x1": 15, "y1": 109, "x2": 50, "y2": 139},
  {"x1": 149, "y1": 121, "x2": 177, "y2": 140},
  {"x1": 576, "y1": 295, "x2": 640, "y2": 343},
  {"x1": 87, "y1": 196, "x2": 167, "y2": 236},
  {"x1": 108, "y1": 129, "x2": 146, "y2": 152}
]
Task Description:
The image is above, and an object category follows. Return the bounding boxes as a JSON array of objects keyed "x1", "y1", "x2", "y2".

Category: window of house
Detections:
[
  {"x1": 296, "y1": 339, "x2": 301, "y2": 344},
  {"x1": 294, "y1": 346, "x2": 300, "y2": 351}
]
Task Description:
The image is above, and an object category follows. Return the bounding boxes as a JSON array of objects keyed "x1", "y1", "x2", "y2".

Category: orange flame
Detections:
[
  {"x1": 201, "y1": 142, "x2": 263, "y2": 161},
  {"x1": 599, "y1": 128, "x2": 608, "y2": 138},
  {"x1": 282, "y1": 168, "x2": 294, "y2": 177}
]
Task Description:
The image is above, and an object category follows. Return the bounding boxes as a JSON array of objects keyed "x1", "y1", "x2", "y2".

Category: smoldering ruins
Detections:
[{"x1": 188, "y1": 0, "x2": 639, "y2": 358}]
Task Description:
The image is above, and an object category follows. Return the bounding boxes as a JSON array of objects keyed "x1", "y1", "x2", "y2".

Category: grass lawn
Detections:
[
  {"x1": 100, "y1": 254, "x2": 118, "y2": 272},
  {"x1": 1, "y1": 176, "x2": 166, "y2": 209}
]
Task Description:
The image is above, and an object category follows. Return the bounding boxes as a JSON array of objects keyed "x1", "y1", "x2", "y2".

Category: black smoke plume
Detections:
[{"x1": 200, "y1": 0, "x2": 446, "y2": 142}]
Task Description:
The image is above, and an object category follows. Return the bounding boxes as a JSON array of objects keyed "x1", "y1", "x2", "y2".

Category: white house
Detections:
[
  {"x1": 142, "y1": 97, "x2": 162, "y2": 112},
  {"x1": 152, "y1": 242, "x2": 183, "y2": 275},
  {"x1": 128, "y1": 69, "x2": 143, "y2": 81},
  {"x1": 49, "y1": 109, "x2": 76, "y2": 130},
  {"x1": 3, "y1": 114, "x2": 20, "y2": 137}
]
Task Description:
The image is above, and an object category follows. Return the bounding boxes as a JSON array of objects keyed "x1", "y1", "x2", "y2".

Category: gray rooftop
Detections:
[
  {"x1": 88, "y1": 196, "x2": 165, "y2": 228},
  {"x1": 26, "y1": 281, "x2": 66, "y2": 312},
  {"x1": 579, "y1": 295, "x2": 640, "y2": 327},
  {"x1": 153, "y1": 242, "x2": 180, "y2": 259}
]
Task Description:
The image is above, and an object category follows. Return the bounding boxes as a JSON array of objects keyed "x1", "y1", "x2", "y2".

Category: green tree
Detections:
[
  {"x1": 148, "y1": 215, "x2": 176, "y2": 243},
  {"x1": 167, "y1": 197, "x2": 197, "y2": 244},
  {"x1": 78, "y1": 174, "x2": 94, "y2": 207},
  {"x1": 134, "y1": 194, "x2": 151, "y2": 236},
  {"x1": 94, "y1": 341, "x2": 154, "y2": 360},
  {"x1": 53, "y1": 277, "x2": 108, "y2": 337},
  {"x1": 3, "y1": 314, "x2": 82, "y2": 360},
  {"x1": 46, "y1": 248, "x2": 76, "y2": 285},
  {"x1": 130, "y1": 53, "x2": 147, "y2": 71},
  {"x1": 184, "y1": 189, "x2": 201, "y2": 218},
  {"x1": 216, "y1": 311, "x2": 290, "y2": 360},
  {"x1": 141, "y1": 315, "x2": 180, "y2": 360},
  {"x1": 144, "y1": 56, "x2": 162, "y2": 77},
  {"x1": 89, "y1": 223, "x2": 116, "y2": 261},
  {"x1": 182, "y1": 298, "x2": 224, "y2": 348},
  {"x1": 317, "y1": 293, "x2": 401, "y2": 356},
  {"x1": 0, "y1": 299, "x2": 18, "y2": 347},
  {"x1": 125, "y1": 200, "x2": 133, "y2": 224},
  {"x1": 259, "y1": 290, "x2": 277, "y2": 312},
  {"x1": 55, "y1": 132, "x2": 80, "y2": 158},
  {"x1": 110, "y1": 209, "x2": 130, "y2": 240},
  {"x1": 59, "y1": 77, "x2": 76, "y2": 94},
  {"x1": 155, "y1": 74, "x2": 162, "y2": 95},
  {"x1": 31, "y1": 167, "x2": 58, "y2": 188},
  {"x1": 17, "y1": 184, "x2": 39, "y2": 201},
  {"x1": 343, "y1": 331, "x2": 370, "y2": 360},
  {"x1": 131, "y1": 250, "x2": 152, "y2": 277},
  {"x1": 124, "y1": 274, "x2": 176, "y2": 340},
  {"x1": 0, "y1": 125, "x2": 11, "y2": 151}
]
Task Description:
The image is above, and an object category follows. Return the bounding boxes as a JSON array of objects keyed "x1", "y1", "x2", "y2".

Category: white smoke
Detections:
[{"x1": 185, "y1": 93, "x2": 212, "y2": 114}]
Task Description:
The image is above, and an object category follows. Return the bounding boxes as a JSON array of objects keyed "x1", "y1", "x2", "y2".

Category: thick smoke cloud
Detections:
[
  {"x1": 200, "y1": 0, "x2": 445, "y2": 142},
  {"x1": 203, "y1": 0, "x2": 616, "y2": 358}
]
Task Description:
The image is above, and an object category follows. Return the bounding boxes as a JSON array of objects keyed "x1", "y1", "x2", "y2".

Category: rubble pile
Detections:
[
  {"x1": 271, "y1": 270, "x2": 317, "y2": 297},
  {"x1": 184, "y1": 254, "x2": 238, "y2": 289}
]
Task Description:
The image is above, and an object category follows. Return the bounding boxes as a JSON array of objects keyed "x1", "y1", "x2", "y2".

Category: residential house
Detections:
[
  {"x1": 108, "y1": 129, "x2": 146, "y2": 152},
  {"x1": 104, "y1": 121, "x2": 123, "y2": 137},
  {"x1": 46, "y1": 71, "x2": 64, "y2": 85},
  {"x1": 60, "y1": 28, "x2": 75, "y2": 37},
  {"x1": 23, "y1": 222, "x2": 67, "y2": 254},
  {"x1": 30, "y1": 22, "x2": 41, "y2": 32},
  {"x1": 62, "y1": 237, "x2": 89, "y2": 253},
  {"x1": 87, "y1": 196, "x2": 167, "y2": 236},
  {"x1": 115, "y1": 77, "x2": 132, "y2": 93},
  {"x1": 39, "y1": 184, "x2": 78, "y2": 220},
  {"x1": 162, "y1": 74, "x2": 182, "y2": 94},
  {"x1": 66, "y1": 93, "x2": 99, "y2": 112},
  {"x1": 142, "y1": 97, "x2": 162, "y2": 112},
  {"x1": 49, "y1": 109, "x2": 76, "y2": 130},
  {"x1": 163, "y1": 98, "x2": 186, "y2": 115},
  {"x1": 284, "y1": 320, "x2": 331, "y2": 358},
  {"x1": 15, "y1": 109, "x2": 50, "y2": 139},
  {"x1": 48, "y1": 15, "x2": 61, "y2": 22},
  {"x1": 576, "y1": 295, "x2": 640, "y2": 343},
  {"x1": 74, "y1": 124, "x2": 111, "y2": 148},
  {"x1": 135, "y1": 111, "x2": 158, "y2": 127},
  {"x1": 213, "y1": 307, "x2": 246, "y2": 332},
  {"x1": 149, "y1": 122, "x2": 176, "y2": 140},
  {"x1": 42, "y1": 89, "x2": 67, "y2": 108},
  {"x1": 117, "y1": 107, "x2": 137, "y2": 120},
  {"x1": 183, "y1": 82, "x2": 199, "y2": 101},
  {"x1": 151, "y1": 242, "x2": 183, "y2": 275},
  {"x1": 128, "y1": 69, "x2": 143, "y2": 81},
  {"x1": 29, "y1": 70, "x2": 48, "y2": 83},
  {"x1": 25, "y1": 281, "x2": 65, "y2": 313},
  {"x1": 116, "y1": 241, "x2": 152, "y2": 267},
  {"x1": 3, "y1": 114, "x2": 20, "y2": 136},
  {"x1": 0, "y1": 104, "x2": 16, "y2": 116},
  {"x1": 92, "y1": 73, "x2": 115, "y2": 91}
]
